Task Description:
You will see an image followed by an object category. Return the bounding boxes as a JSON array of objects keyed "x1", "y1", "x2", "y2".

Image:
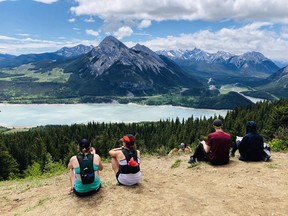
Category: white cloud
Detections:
[
  {"x1": 84, "y1": 17, "x2": 95, "y2": 23},
  {"x1": 70, "y1": 0, "x2": 288, "y2": 23},
  {"x1": 33, "y1": 0, "x2": 58, "y2": 4},
  {"x1": 114, "y1": 26, "x2": 133, "y2": 39},
  {"x1": 68, "y1": 18, "x2": 76, "y2": 23},
  {"x1": 18, "y1": 33, "x2": 30, "y2": 37},
  {"x1": 125, "y1": 22, "x2": 288, "y2": 62},
  {"x1": 0, "y1": 35, "x2": 17, "y2": 40},
  {"x1": 138, "y1": 20, "x2": 151, "y2": 29},
  {"x1": 86, "y1": 29, "x2": 99, "y2": 37},
  {"x1": 0, "y1": 35, "x2": 99, "y2": 55}
]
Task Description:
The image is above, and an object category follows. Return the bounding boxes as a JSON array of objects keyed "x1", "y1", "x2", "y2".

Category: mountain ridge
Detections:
[{"x1": 157, "y1": 48, "x2": 280, "y2": 79}]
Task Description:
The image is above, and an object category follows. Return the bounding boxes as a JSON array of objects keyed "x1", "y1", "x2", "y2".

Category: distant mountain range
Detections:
[
  {"x1": 257, "y1": 65, "x2": 288, "y2": 98},
  {"x1": 54, "y1": 44, "x2": 94, "y2": 57},
  {"x1": 0, "y1": 36, "x2": 287, "y2": 106},
  {"x1": 157, "y1": 49, "x2": 280, "y2": 82}
]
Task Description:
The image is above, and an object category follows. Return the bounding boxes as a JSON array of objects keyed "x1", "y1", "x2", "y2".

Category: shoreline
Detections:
[{"x1": 0, "y1": 102, "x2": 229, "y2": 112}]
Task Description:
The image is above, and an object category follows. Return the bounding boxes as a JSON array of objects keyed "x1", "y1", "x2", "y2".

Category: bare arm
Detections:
[
  {"x1": 94, "y1": 154, "x2": 104, "y2": 171},
  {"x1": 68, "y1": 156, "x2": 76, "y2": 189},
  {"x1": 67, "y1": 156, "x2": 76, "y2": 169},
  {"x1": 109, "y1": 147, "x2": 123, "y2": 158},
  {"x1": 202, "y1": 141, "x2": 211, "y2": 153},
  {"x1": 98, "y1": 161, "x2": 103, "y2": 171}
]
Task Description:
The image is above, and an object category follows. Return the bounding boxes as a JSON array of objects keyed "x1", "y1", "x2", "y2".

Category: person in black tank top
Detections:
[{"x1": 109, "y1": 134, "x2": 142, "y2": 185}]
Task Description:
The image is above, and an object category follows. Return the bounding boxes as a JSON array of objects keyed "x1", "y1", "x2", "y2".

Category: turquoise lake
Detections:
[{"x1": 0, "y1": 103, "x2": 228, "y2": 128}]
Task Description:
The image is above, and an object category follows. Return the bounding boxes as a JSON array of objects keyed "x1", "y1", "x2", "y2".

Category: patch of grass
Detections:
[
  {"x1": 219, "y1": 84, "x2": 251, "y2": 95},
  {"x1": 102, "y1": 180, "x2": 113, "y2": 188},
  {"x1": 265, "y1": 163, "x2": 279, "y2": 169},
  {"x1": 24, "y1": 197, "x2": 51, "y2": 213},
  {"x1": 187, "y1": 162, "x2": 200, "y2": 168},
  {"x1": 0, "y1": 64, "x2": 71, "y2": 83},
  {"x1": 171, "y1": 159, "x2": 181, "y2": 168}
]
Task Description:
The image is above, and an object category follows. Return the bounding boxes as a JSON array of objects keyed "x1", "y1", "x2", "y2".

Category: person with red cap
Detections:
[{"x1": 109, "y1": 134, "x2": 142, "y2": 186}]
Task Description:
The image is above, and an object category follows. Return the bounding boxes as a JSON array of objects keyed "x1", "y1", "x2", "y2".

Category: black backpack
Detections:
[
  {"x1": 77, "y1": 153, "x2": 95, "y2": 184},
  {"x1": 119, "y1": 149, "x2": 140, "y2": 174}
]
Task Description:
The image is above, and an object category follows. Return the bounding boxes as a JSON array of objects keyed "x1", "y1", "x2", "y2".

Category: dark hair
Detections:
[
  {"x1": 213, "y1": 119, "x2": 223, "y2": 127},
  {"x1": 79, "y1": 138, "x2": 90, "y2": 153}
]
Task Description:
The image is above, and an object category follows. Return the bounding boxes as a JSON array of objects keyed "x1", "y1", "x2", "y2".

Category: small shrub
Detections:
[
  {"x1": 171, "y1": 159, "x2": 181, "y2": 168},
  {"x1": 188, "y1": 162, "x2": 200, "y2": 168},
  {"x1": 268, "y1": 139, "x2": 288, "y2": 151},
  {"x1": 156, "y1": 145, "x2": 169, "y2": 156},
  {"x1": 24, "y1": 162, "x2": 42, "y2": 178}
]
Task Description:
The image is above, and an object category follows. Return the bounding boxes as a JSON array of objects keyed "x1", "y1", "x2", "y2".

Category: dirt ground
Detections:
[{"x1": 0, "y1": 152, "x2": 288, "y2": 216}]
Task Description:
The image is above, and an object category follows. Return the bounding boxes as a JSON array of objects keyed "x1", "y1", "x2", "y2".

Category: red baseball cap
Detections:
[{"x1": 120, "y1": 134, "x2": 136, "y2": 143}]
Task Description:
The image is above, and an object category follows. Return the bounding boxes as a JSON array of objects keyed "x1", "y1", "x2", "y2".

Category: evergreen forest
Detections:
[{"x1": 0, "y1": 99, "x2": 287, "y2": 181}]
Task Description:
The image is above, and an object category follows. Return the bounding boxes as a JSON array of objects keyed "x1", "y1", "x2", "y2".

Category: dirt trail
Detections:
[{"x1": 1, "y1": 152, "x2": 288, "y2": 216}]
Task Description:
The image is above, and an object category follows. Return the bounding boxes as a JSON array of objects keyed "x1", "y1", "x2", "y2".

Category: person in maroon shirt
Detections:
[{"x1": 188, "y1": 119, "x2": 231, "y2": 165}]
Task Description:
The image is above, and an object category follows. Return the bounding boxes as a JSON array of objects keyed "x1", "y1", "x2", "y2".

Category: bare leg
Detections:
[{"x1": 111, "y1": 157, "x2": 119, "y2": 174}]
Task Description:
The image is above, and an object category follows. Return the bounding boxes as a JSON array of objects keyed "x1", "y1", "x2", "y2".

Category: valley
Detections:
[{"x1": 0, "y1": 36, "x2": 287, "y2": 109}]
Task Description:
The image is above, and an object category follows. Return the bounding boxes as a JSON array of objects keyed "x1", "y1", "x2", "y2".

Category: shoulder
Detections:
[
  {"x1": 68, "y1": 155, "x2": 78, "y2": 168},
  {"x1": 109, "y1": 149, "x2": 124, "y2": 158},
  {"x1": 93, "y1": 153, "x2": 101, "y2": 161},
  {"x1": 70, "y1": 155, "x2": 77, "y2": 161},
  {"x1": 224, "y1": 132, "x2": 231, "y2": 138}
]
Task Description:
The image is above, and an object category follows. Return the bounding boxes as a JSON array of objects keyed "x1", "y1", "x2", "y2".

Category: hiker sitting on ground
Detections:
[
  {"x1": 68, "y1": 138, "x2": 103, "y2": 196},
  {"x1": 168, "y1": 143, "x2": 192, "y2": 155},
  {"x1": 109, "y1": 134, "x2": 142, "y2": 186},
  {"x1": 231, "y1": 121, "x2": 270, "y2": 161},
  {"x1": 188, "y1": 119, "x2": 231, "y2": 165}
]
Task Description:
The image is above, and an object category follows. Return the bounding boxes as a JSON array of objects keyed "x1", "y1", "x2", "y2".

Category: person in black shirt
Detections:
[{"x1": 231, "y1": 121, "x2": 266, "y2": 161}]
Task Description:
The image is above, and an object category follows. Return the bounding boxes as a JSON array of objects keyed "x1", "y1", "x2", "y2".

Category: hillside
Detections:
[{"x1": 1, "y1": 152, "x2": 287, "y2": 216}]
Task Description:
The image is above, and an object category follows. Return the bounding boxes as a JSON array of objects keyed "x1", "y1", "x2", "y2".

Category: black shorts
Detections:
[{"x1": 73, "y1": 184, "x2": 101, "y2": 197}]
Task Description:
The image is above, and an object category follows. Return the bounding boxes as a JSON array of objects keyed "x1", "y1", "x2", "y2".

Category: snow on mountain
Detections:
[
  {"x1": 88, "y1": 36, "x2": 168, "y2": 76},
  {"x1": 157, "y1": 49, "x2": 270, "y2": 64},
  {"x1": 157, "y1": 48, "x2": 279, "y2": 73},
  {"x1": 55, "y1": 44, "x2": 93, "y2": 57}
]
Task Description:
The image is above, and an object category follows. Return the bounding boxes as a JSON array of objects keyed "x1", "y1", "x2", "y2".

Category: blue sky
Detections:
[{"x1": 0, "y1": 0, "x2": 288, "y2": 63}]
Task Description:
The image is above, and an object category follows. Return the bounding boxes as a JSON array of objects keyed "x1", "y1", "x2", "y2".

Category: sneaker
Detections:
[{"x1": 188, "y1": 156, "x2": 196, "y2": 164}]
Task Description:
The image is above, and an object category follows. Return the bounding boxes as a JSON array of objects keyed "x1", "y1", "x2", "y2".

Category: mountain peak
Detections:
[
  {"x1": 99, "y1": 36, "x2": 127, "y2": 49},
  {"x1": 132, "y1": 44, "x2": 162, "y2": 61},
  {"x1": 240, "y1": 51, "x2": 267, "y2": 62},
  {"x1": 55, "y1": 44, "x2": 93, "y2": 57}
]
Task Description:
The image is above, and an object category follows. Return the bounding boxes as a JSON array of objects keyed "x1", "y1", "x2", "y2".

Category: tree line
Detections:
[{"x1": 0, "y1": 99, "x2": 287, "y2": 180}]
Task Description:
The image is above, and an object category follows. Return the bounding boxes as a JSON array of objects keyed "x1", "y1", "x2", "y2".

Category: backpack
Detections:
[
  {"x1": 120, "y1": 149, "x2": 140, "y2": 174},
  {"x1": 263, "y1": 143, "x2": 271, "y2": 162},
  {"x1": 77, "y1": 153, "x2": 95, "y2": 184}
]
